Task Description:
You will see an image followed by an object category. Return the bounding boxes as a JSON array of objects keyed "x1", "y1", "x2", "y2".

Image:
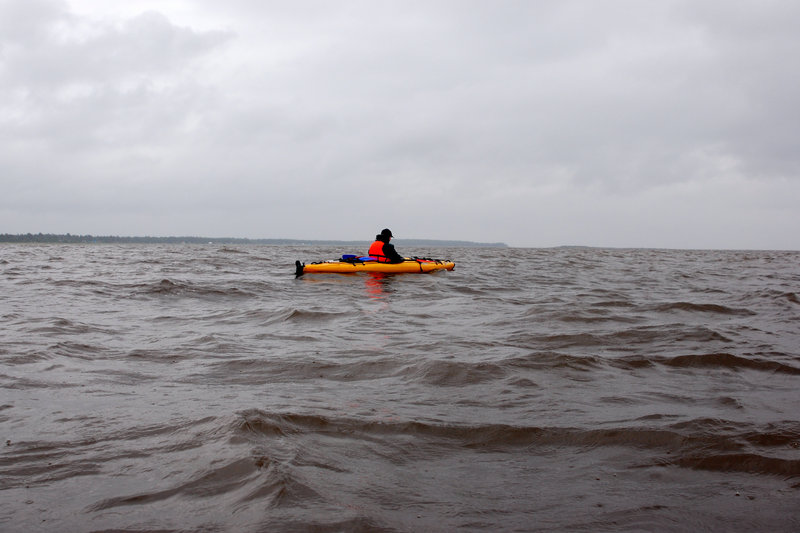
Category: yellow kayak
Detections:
[{"x1": 295, "y1": 257, "x2": 455, "y2": 276}]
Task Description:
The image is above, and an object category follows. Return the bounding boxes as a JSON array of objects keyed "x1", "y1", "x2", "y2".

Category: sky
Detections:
[{"x1": 1, "y1": 0, "x2": 799, "y2": 249}]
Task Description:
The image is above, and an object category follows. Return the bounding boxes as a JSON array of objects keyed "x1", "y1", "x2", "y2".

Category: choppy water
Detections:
[{"x1": 1, "y1": 244, "x2": 799, "y2": 532}]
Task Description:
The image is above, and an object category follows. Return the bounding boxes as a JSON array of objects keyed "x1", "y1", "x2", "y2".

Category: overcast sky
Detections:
[{"x1": 2, "y1": 0, "x2": 799, "y2": 248}]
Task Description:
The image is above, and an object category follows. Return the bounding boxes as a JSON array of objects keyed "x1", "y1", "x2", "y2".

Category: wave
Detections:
[
  {"x1": 233, "y1": 410, "x2": 800, "y2": 478},
  {"x1": 43, "y1": 341, "x2": 104, "y2": 361},
  {"x1": 555, "y1": 311, "x2": 643, "y2": 324},
  {"x1": 281, "y1": 308, "x2": 350, "y2": 323},
  {"x1": 661, "y1": 352, "x2": 800, "y2": 374},
  {"x1": 137, "y1": 279, "x2": 257, "y2": 298},
  {"x1": 26, "y1": 317, "x2": 117, "y2": 337},
  {"x1": 399, "y1": 359, "x2": 507, "y2": 386},
  {"x1": 124, "y1": 348, "x2": 197, "y2": 363},
  {"x1": 5, "y1": 408, "x2": 798, "y2": 516},
  {"x1": 654, "y1": 302, "x2": 756, "y2": 316},
  {"x1": 509, "y1": 325, "x2": 735, "y2": 351},
  {"x1": 218, "y1": 246, "x2": 249, "y2": 254},
  {"x1": 87, "y1": 448, "x2": 388, "y2": 532},
  {"x1": 609, "y1": 352, "x2": 800, "y2": 375},
  {"x1": 672, "y1": 453, "x2": 800, "y2": 476},
  {"x1": 505, "y1": 352, "x2": 604, "y2": 371},
  {"x1": 86, "y1": 457, "x2": 292, "y2": 510},
  {"x1": 0, "y1": 371, "x2": 85, "y2": 390},
  {"x1": 235, "y1": 411, "x2": 636, "y2": 452},
  {"x1": 219, "y1": 349, "x2": 800, "y2": 386},
  {"x1": 194, "y1": 356, "x2": 404, "y2": 385},
  {"x1": 1, "y1": 418, "x2": 214, "y2": 491}
]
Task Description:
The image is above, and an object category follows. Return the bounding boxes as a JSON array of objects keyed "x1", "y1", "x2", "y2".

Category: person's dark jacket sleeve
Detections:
[{"x1": 382, "y1": 242, "x2": 404, "y2": 263}]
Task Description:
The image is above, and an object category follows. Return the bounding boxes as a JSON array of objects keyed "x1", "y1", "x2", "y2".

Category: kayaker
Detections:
[{"x1": 368, "y1": 228, "x2": 404, "y2": 263}]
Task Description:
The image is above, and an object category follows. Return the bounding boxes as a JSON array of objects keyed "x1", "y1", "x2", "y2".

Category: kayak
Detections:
[{"x1": 295, "y1": 256, "x2": 455, "y2": 277}]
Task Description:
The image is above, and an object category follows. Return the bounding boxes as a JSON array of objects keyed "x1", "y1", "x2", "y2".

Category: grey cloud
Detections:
[
  {"x1": 206, "y1": 1, "x2": 797, "y2": 193},
  {"x1": 0, "y1": 0, "x2": 66, "y2": 46},
  {"x1": 1, "y1": 0, "x2": 233, "y2": 181}
]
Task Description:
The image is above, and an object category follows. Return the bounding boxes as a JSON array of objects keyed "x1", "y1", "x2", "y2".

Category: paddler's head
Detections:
[{"x1": 380, "y1": 228, "x2": 393, "y2": 241}]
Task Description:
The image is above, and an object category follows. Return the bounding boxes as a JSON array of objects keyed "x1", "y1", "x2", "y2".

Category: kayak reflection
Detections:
[{"x1": 365, "y1": 272, "x2": 393, "y2": 300}]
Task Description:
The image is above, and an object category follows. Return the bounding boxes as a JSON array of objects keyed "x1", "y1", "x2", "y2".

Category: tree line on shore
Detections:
[{"x1": 0, "y1": 233, "x2": 508, "y2": 247}]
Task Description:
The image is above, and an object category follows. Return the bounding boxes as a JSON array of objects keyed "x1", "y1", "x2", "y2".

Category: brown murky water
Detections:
[{"x1": 2, "y1": 244, "x2": 799, "y2": 531}]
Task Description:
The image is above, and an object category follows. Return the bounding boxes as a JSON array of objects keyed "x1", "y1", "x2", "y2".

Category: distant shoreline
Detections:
[{"x1": 0, "y1": 233, "x2": 508, "y2": 248}]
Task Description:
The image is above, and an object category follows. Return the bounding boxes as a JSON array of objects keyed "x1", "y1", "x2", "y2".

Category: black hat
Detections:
[{"x1": 380, "y1": 228, "x2": 393, "y2": 238}]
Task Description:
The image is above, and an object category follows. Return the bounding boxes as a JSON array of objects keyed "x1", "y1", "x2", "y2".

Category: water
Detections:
[{"x1": 1, "y1": 244, "x2": 799, "y2": 532}]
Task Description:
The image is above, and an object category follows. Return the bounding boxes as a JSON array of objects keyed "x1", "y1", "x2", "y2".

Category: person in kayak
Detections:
[{"x1": 368, "y1": 228, "x2": 404, "y2": 263}]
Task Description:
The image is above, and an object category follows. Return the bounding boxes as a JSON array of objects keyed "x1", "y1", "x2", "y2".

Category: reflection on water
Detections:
[{"x1": 364, "y1": 272, "x2": 393, "y2": 299}]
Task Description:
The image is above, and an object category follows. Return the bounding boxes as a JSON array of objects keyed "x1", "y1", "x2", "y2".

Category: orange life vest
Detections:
[{"x1": 368, "y1": 240, "x2": 390, "y2": 262}]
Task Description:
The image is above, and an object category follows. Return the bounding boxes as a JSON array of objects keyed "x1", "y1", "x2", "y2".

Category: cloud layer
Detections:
[{"x1": 2, "y1": 0, "x2": 799, "y2": 248}]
